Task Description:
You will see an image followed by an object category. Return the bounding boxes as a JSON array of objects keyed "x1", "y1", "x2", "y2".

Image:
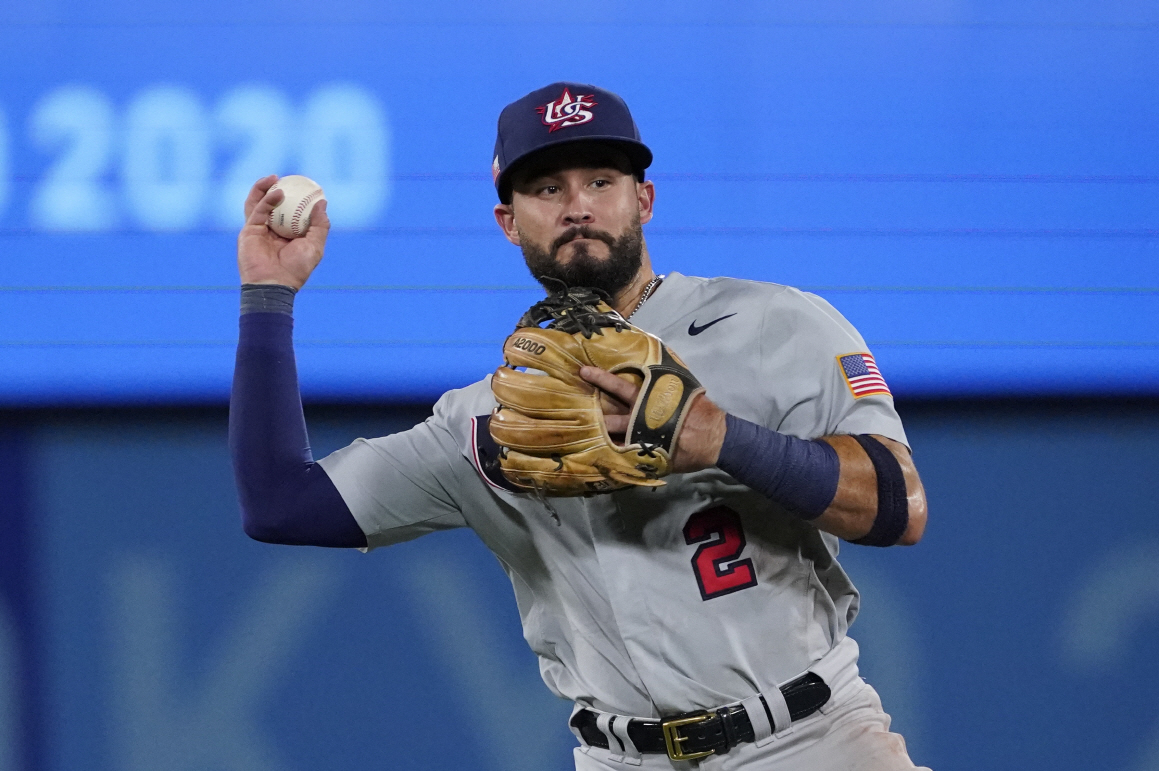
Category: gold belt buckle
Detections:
[{"x1": 661, "y1": 712, "x2": 716, "y2": 761}]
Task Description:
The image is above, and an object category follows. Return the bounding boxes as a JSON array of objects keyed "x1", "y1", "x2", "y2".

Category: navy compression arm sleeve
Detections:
[
  {"x1": 715, "y1": 414, "x2": 841, "y2": 519},
  {"x1": 229, "y1": 287, "x2": 366, "y2": 548}
]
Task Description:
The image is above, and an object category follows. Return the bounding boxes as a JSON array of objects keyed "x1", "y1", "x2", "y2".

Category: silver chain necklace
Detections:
[{"x1": 627, "y1": 275, "x2": 663, "y2": 320}]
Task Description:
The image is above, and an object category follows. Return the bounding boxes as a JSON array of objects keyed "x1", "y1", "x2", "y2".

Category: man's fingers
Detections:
[
  {"x1": 245, "y1": 187, "x2": 285, "y2": 228},
  {"x1": 303, "y1": 200, "x2": 330, "y2": 247},
  {"x1": 604, "y1": 415, "x2": 630, "y2": 435},
  {"x1": 580, "y1": 366, "x2": 639, "y2": 406},
  {"x1": 598, "y1": 392, "x2": 629, "y2": 416},
  {"x1": 581, "y1": 366, "x2": 639, "y2": 439},
  {"x1": 242, "y1": 174, "x2": 278, "y2": 220}
]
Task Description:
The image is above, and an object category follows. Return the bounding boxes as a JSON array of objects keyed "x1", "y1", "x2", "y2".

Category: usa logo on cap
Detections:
[{"x1": 537, "y1": 87, "x2": 598, "y2": 132}]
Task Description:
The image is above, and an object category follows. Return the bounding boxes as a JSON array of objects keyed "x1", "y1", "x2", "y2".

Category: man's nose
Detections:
[{"x1": 561, "y1": 191, "x2": 595, "y2": 226}]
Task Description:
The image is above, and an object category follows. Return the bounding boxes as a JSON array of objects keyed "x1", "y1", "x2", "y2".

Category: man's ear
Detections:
[
  {"x1": 494, "y1": 203, "x2": 521, "y2": 246},
  {"x1": 636, "y1": 179, "x2": 656, "y2": 226}
]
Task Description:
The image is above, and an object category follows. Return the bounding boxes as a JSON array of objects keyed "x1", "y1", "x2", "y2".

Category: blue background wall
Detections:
[
  {"x1": 0, "y1": 0, "x2": 1156, "y2": 402},
  {"x1": 2, "y1": 0, "x2": 1158, "y2": 768},
  {"x1": 0, "y1": 401, "x2": 1156, "y2": 771}
]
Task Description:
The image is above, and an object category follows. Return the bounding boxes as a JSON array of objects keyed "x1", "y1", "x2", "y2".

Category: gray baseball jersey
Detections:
[{"x1": 318, "y1": 271, "x2": 907, "y2": 719}]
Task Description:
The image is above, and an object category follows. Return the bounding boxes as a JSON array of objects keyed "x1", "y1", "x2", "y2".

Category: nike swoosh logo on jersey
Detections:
[{"x1": 688, "y1": 313, "x2": 737, "y2": 336}]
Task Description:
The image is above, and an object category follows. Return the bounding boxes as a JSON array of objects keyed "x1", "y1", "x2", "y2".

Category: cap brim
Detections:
[{"x1": 497, "y1": 136, "x2": 653, "y2": 204}]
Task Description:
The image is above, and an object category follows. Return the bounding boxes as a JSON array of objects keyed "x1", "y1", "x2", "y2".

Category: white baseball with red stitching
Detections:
[{"x1": 267, "y1": 175, "x2": 326, "y2": 239}]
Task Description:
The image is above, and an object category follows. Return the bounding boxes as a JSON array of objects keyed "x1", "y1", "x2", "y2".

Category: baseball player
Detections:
[{"x1": 231, "y1": 82, "x2": 931, "y2": 769}]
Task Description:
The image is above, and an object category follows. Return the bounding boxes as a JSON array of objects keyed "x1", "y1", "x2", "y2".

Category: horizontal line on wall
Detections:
[
  {"x1": 1, "y1": 340, "x2": 1156, "y2": 349},
  {"x1": 651, "y1": 172, "x2": 1159, "y2": 185},
  {"x1": 1, "y1": 226, "x2": 1157, "y2": 238},
  {"x1": 871, "y1": 341, "x2": 1159, "y2": 349},
  {"x1": 0, "y1": 285, "x2": 542, "y2": 293},
  {"x1": 805, "y1": 286, "x2": 1159, "y2": 295},
  {"x1": 0, "y1": 339, "x2": 504, "y2": 348},
  {"x1": 4, "y1": 20, "x2": 1159, "y2": 31},
  {"x1": 0, "y1": 285, "x2": 1155, "y2": 295},
  {"x1": 383, "y1": 171, "x2": 1159, "y2": 185},
  {"x1": 650, "y1": 226, "x2": 1159, "y2": 239},
  {"x1": 9, "y1": 171, "x2": 1159, "y2": 185}
]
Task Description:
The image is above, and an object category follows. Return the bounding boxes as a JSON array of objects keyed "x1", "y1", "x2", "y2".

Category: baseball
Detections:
[{"x1": 267, "y1": 175, "x2": 326, "y2": 239}]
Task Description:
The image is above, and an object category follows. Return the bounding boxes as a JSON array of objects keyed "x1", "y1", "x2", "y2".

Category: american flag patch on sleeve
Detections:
[{"x1": 837, "y1": 352, "x2": 892, "y2": 398}]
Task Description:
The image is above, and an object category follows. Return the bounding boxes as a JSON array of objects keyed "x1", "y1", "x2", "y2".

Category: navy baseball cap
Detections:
[{"x1": 493, "y1": 82, "x2": 653, "y2": 204}]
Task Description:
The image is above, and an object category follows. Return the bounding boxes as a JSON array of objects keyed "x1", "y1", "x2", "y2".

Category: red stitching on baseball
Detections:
[{"x1": 291, "y1": 189, "x2": 321, "y2": 236}]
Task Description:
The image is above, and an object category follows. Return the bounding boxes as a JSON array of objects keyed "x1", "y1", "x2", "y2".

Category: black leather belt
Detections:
[{"x1": 571, "y1": 672, "x2": 831, "y2": 761}]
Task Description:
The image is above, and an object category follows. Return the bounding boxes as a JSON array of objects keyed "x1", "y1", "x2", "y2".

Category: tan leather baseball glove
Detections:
[{"x1": 489, "y1": 287, "x2": 705, "y2": 496}]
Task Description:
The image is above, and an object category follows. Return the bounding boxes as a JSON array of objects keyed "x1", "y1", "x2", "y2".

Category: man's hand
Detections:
[
  {"x1": 237, "y1": 175, "x2": 331, "y2": 289},
  {"x1": 579, "y1": 365, "x2": 727, "y2": 474}
]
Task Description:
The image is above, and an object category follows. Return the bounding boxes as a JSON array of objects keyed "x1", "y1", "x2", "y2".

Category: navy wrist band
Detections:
[
  {"x1": 716, "y1": 414, "x2": 840, "y2": 520},
  {"x1": 240, "y1": 283, "x2": 296, "y2": 315}
]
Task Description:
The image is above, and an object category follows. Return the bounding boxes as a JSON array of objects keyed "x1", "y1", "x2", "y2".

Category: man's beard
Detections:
[{"x1": 520, "y1": 221, "x2": 644, "y2": 297}]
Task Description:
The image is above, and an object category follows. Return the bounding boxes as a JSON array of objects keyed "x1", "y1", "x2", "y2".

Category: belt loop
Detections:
[
  {"x1": 763, "y1": 686, "x2": 795, "y2": 739},
  {"x1": 596, "y1": 714, "x2": 625, "y2": 763},
  {"x1": 741, "y1": 695, "x2": 775, "y2": 747},
  {"x1": 609, "y1": 716, "x2": 643, "y2": 765}
]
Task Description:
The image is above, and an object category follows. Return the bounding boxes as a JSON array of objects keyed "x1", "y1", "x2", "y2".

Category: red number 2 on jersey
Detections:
[{"x1": 683, "y1": 506, "x2": 758, "y2": 601}]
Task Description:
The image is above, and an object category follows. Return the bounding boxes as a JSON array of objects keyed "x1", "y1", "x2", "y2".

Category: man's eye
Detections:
[
  {"x1": 541, "y1": 185, "x2": 559, "y2": 195},
  {"x1": 592, "y1": 179, "x2": 609, "y2": 188}
]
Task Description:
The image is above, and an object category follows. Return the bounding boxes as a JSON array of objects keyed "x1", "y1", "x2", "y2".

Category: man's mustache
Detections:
[{"x1": 551, "y1": 226, "x2": 617, "y2": 255}]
